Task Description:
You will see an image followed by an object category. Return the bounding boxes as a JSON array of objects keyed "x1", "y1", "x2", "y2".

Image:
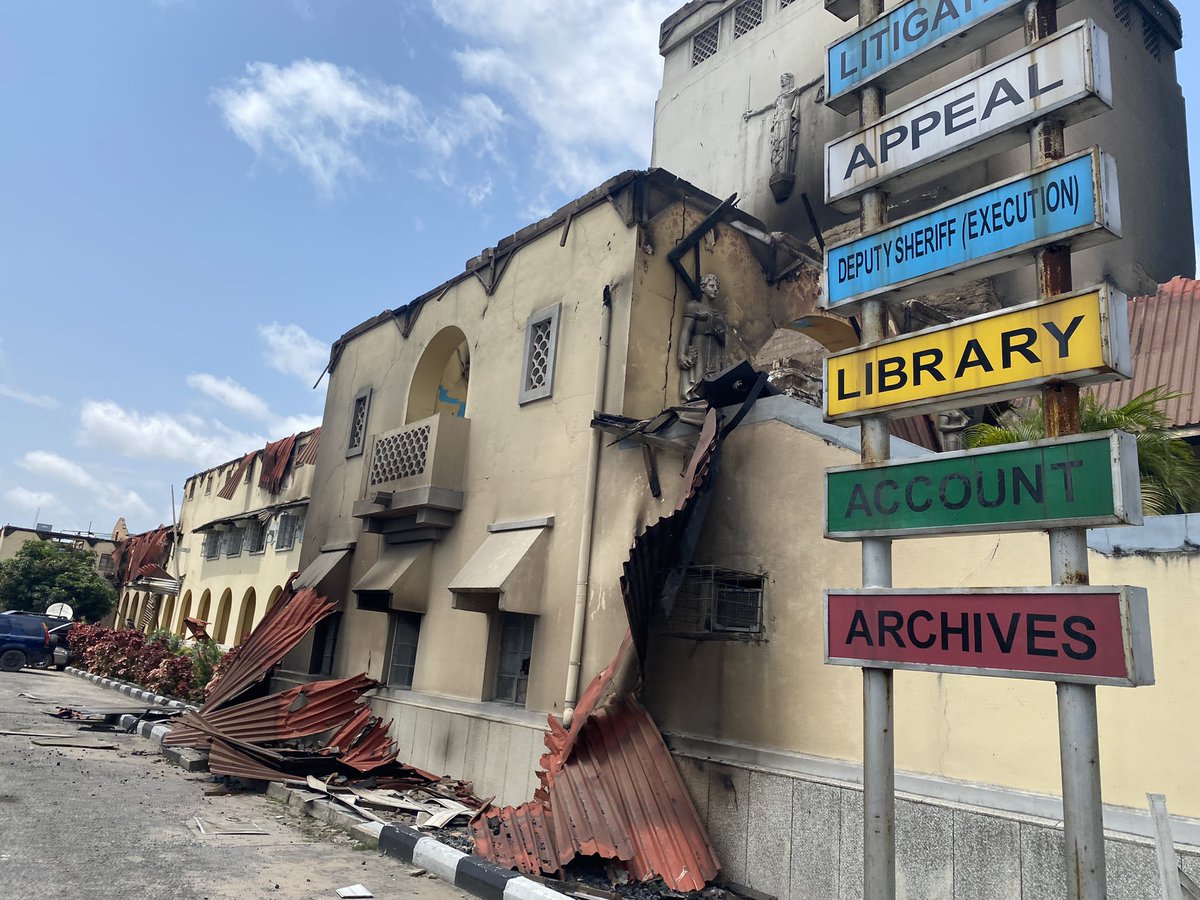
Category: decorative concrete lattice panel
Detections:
[
  {"x1": 369, "y1": 425, "x2": 431, "y2": 485},
  {"x1": 525, "y1": 319, "x2": 553, "y2": 393},
  {"x1": 349, "y1": 395, "x2": 368, "y2": 449},
  {"x1": 692, "y1": 20, "x2": 719, "y2": 66},
  {"x1": 734, "y1": 0, "x2": 762, "y2": 38}
]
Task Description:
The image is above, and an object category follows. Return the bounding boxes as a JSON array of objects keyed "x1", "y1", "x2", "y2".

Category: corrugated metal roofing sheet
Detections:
[
  {"x1": 218, "y1": 451, "x2": 258, "y2": 500},
  {"x1": 1093, "y1": 277, "x2": 1200, "y2": 429},
  {"x1": 295, "y1": 428, "x2": 321, "y2": 466},
  {"x1": 259, "y1": 434, "x2": 299, "y2": 494}
]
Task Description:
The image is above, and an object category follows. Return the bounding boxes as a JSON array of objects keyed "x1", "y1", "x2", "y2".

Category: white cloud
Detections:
[
  {"x1": 213, "y1": 58, "x2": 505, "y2": 196},
  {"x1": 432, "y1": 0, "x2": 677, "y2": 193},
  {"x1": 18, "y1": 450, "x2": 155, "y2": 521},
  {"x1": 4, "y1": 486, "x2": 58, "y2": 513},
  {"x1": 78, "y1": 400, "x2": 267, "y2": 469},
  {"x1": 186, "y1": 373, "x2": 272, "y2": 421},
  {"x1": 0, "y1": 384, "x2": 59, "y2": 410},
  {"x1": 257, "y1": 322, "x2": 329, "y2": 386}
]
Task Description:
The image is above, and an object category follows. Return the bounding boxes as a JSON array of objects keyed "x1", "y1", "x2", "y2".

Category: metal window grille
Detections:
[
  {"x1": 276, "y1": 514, "x2": 299, "y2": 551},
  {"x1": 654, "y1": 566, "x2": 765, "y2": 638},
  {"x1": 1113, "y1": 0, "x2": 1132, "y2": 29},
  {"x1": 369, "y1": 425, "x2": 431, "y2": 485},
  {"x1": 244, "y1": 460, "x2": 255, "y2": 483},
  {"x1": 494, "y1": 612, "x2": 535, "y2": 706},
  {"x1": 98, "y1": 554, "x2": 114, "y2": 575},
  {"x1": 691, "y1": 20, "x2": 719, "y2": 66},
  {"x1": 246, "y1": 520, "x2": 266, "y2": 554},
  {"x1": 519, "y1": 303, "x2": 560, "y2": 404},
  {"x1": 202, "y1": 532, "x2": 220, "y2": 559},
  {"x1": 223, "y1": 527, "x2": 244, "y2": 557},
  {"x1": 348, "y1": 393, "x2": 369, "y2": 454},
  {"x1": 734, "y1": 0, "x2": 762, "y2": 38},
  {"x1": 780, "y1": 0, "x2": 796, "y2": 7},
  {"x1": 387, "y1": 612, "x2": 422, "y2": 688},
  {"x1": 1143, "y1": 18, "x2": 1161, "y2": 60}
]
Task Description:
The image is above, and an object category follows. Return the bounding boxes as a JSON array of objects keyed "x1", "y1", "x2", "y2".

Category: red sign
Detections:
[{"x1": 825, "y1": 586, "x2": 1153, "y2": 686}]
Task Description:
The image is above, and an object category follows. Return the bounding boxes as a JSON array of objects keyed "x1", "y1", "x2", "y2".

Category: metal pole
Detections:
[
  {"x1": 1026, "y1": 2, "x2": 1107, "y2": 897},
  {"x1": 857, "y1": 0, "x2": 894, "y2": 896}
]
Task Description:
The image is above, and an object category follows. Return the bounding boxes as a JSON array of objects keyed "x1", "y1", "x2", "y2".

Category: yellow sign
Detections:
[{"x1": 825, "y1": 286, "x2": 1130, "y2": 420}]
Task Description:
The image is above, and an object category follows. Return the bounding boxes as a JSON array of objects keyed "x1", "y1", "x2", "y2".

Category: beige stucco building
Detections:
[
  {"x1": 0, "y1": 524, "x2": 119, "y2": 580},
  {"x1": 113, "y1": 429, "x2": 319, "y2": 647}
]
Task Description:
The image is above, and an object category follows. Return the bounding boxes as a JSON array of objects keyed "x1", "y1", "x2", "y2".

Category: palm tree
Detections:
[{"x1": 965, "y1": 386, "x2": 1200, "y2": 516}]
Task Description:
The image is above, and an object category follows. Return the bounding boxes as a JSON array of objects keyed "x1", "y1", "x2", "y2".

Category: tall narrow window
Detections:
[
  {"x1": 275, "y1": 513, "x2": 302, "y2": 551},
  {"x1": 246, "y1": 519, "x2": 266, "y2": 554},
  {"x1": 347, "y1": 387, "x2": 372, "y2": 457},
  {"x1": 223, "y1": 526, "x2": 244, "y2": 557},
  {"x1": 205, "y1": 474, "x2": 213, "y2": 495},
  {"x1": 691, "y1": 19, "x2": 719, "y2": 66},
  {"x1": 493, "y1": 613, "x2": 535, "y2": 706},
  {"x1": 387, "y1": 612, "x2": 422, "y2": 689},
  {"x1": 309, "y1": 611, "x2": 342, "y2": 676},
  {"x1": 519, "y1": 303, "x2": 561, "y2": 405},
  {"x1": 202, "y1": 532, "x2": 220, "y2": 560}
]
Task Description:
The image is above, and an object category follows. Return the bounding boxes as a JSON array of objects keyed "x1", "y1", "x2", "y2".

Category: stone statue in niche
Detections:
[
  {"x1": 745, "y1": 72, "x2": 802, "y2": 203},
  {"x1": 678, "y1": 273, "x2": 727, "y2": 401}
]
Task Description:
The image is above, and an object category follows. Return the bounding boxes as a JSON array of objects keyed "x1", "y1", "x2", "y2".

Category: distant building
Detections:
[
  {"x1": 111, "y1": 428, "x2": 320, "y2": 645},
  {"x1": 0, "y1": 523, "x2": 119, "y2": 582}
]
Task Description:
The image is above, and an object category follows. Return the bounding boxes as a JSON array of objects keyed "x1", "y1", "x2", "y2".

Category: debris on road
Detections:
[
  {"x1": 194, "y1": 817, "x2": 270, "y2": 835},
  {"x1": 335, "y1": 885, "x2": 374, "y2": 898},
  {"x1": 29, "y1": 737, "x2": 118, "y2": 749}
]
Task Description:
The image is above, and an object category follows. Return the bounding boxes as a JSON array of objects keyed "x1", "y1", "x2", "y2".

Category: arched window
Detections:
[
  {"x1": 407, "y1": 326, "x2": 470, "y2": 423},
  {"x1": 197, "y1": 589, "x2": 212, "y2": 628},
  {"x1": 235, "y1": 588, "x2": 257, "y2": 645},
  {"x1": 177, "y1": 591, "x2": 193, "y2": 635},
  {"x1": 213, "y1": 589, "x2": 233, "y2": 644}
]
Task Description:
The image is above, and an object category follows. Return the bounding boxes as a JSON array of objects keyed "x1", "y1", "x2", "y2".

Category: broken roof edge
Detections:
[
  {"x1": 323, "y1": 168, "x2": 813, "y2": 371},
  {"x1": 727, "y1": 393, "x2": 927, "y2": 459},
  {"x1": 183, "y1": 428, "x2": 321, "y2": 486},
  {"x1": 191, "y1": 497, "x2": 310, "y2": 533}
]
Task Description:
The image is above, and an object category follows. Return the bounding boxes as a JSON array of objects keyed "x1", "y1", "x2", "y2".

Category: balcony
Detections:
[{"x1": 352, "y1": 413, "x2": 469, "y2": 543}]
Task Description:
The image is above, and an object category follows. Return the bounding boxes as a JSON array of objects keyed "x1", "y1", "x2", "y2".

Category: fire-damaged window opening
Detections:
[
  {"x1": 246, "y1": 519, "x2": 266, "y2": 555},
  {"x1": 205, "y1": 474, "x2": 213, "y2": 495},
  {"x1": 779, "y1": 0, "x2": 796, "y2": 8},
  {"x1": 308, "y1": 611, "x2": 341, "y2": 676},
  {"x1": 655, "y1": 565, "x2": 766, "y2": 639},
  {"x1": 346, "y1": 387, "x2": 372, "y2": 457},
  {"x1": 733, "y1": 0, "x2": 762, "y2": 38},
  {"x1": 386, "y1": 611, "x2": 422, "y2": 689},
  {"x1": 202, "y1": 531, "x2": 220, "y2": 560},
  {"x1": 187, "y1": 478, "x2": 195, "y2": 499},
  {"x1": 275, "y1": 512, "x2": 303, "y2": 551},
  {"x1": 243, "y1": 458, "x2": 255, "y2": 483},
  {"x1": 691, "y1": 19, "x2": 719, "y2": 66},
  {"x1": 223, "y1": 526, "x2": 244, "y2": 557},
  {"x1": 518, "y1": 303, "x2": 561, "y2": 405},
  {"x1": 493, "y1": 612, "x2": 535, "y2": 706}
]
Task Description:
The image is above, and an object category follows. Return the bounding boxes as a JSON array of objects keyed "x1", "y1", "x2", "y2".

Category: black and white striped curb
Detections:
[
  {"x1": 379, "y1": 823, "x2": 568, "y2": 900},
  {"x1": 63, "y1": 666, "x2": 207, "y2": 771}
]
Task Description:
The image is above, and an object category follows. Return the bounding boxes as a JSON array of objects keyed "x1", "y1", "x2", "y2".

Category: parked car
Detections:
[{"x1": 0, "y1": 613, "x2": 54, "y2": 672}]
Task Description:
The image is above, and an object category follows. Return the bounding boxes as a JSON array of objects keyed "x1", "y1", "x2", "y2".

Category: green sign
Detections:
[{"x1": 826, "y1": 431, "x2": 1141, "y2": 540}]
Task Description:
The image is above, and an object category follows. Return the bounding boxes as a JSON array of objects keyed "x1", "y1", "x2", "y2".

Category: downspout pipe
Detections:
[{"x1": 562, "y1": 285, "x2": 614, "y2": 726}]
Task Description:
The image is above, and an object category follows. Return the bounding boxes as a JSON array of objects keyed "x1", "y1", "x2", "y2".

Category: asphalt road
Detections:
[{"x1": 0, "y1": 668, "x2": 471, "y2": 900}]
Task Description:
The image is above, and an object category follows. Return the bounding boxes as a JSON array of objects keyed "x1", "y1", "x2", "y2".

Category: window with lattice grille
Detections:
[
  {"x1": 246, "y1": 520, "x2": 266, "y2": 554},
  {"x1": 346, "y1": 387, "x2": 372, "y2": 457},
  {"x1": 780, "y1": 0, "x2": 797, "y2": 8},
  {"x1": 1143, "y1": 18, "x2": 1161, "y2": 60},
  {"x1": 519, "y1": 303, "x2": 561, "y2": 405},
  {"x1": 223, "y1": 526, "x2": 244, "y2": 557},
  {"x1": 276, "y1": 512, "x2": 303, "y2": 551},
  {"x1": 369, "y1": 424, "x2": 431, "y2": 485},
  {"x1": 691, "y1": 19, "x2": 719, "y2": 66},
  {"x1": 734, "y1": 0, "x2": 762, "y2": 38},
  {"x1": 387, "y1": 612, "x2": 422, "y2": 689},
  {"x1": 1113, "y1": 0, "x2": 1132, "y2": 29},
  {"x1": 492, "y1": 612, "x2": 535, "y2": 706},
  {"x1": 654, "y1": 566, "x2": 766, "y2": 639}
]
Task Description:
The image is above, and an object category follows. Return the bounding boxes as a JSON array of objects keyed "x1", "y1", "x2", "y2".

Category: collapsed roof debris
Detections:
[{"x1": 109, "y1": 525, "x2": 175, "y2": 589}]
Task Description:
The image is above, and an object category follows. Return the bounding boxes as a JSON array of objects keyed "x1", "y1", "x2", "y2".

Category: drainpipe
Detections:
[{"x1": 562, "y1": 285, "x2": 614, "y2": 726}]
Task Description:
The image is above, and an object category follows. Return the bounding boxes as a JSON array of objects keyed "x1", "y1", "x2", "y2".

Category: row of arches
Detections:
[{"x1": 114, "y1": 584, "x2": 284, "y2": 648}]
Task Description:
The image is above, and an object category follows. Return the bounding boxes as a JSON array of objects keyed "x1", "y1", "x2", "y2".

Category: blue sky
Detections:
[{"x1": 0, "y1": 1, "x2": 1196, "y2": 536}]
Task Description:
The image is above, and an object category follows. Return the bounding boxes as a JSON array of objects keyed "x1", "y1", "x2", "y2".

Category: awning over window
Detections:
[
  {"x1": 449, "y1": 527, "x2": 548, "y2": 615},
  {"x1": 294, "y1": 548, "x2": 351, "y2": 592},
  {"x1": 352, "y1": 543, "x2": 432, "y2": 613}
]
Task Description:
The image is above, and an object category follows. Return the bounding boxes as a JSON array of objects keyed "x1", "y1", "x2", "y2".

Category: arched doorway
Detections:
[
  {"x1": 129, "y1": 593, "x2": 143, "y2": 629},
  {"x1": 160, "y1": 595, "x2": 176, "y2": 635},
  {"x1": 213, "y1": 589, "x2": 233, "y2": 644},
  {"x1": 177, "y1": 591, "x2": 193, "y2": 635},
  {"x1": 406, "y1": 326, "x2": 470, "y2": 423},
  {"x1": 234, "y1": 588, "x2": 257, "y2": 645},
  {"x1": 197, "y1": 589, "x2": 212, "y2": 632},
  {"x1": 265, "y1": 585, "x2": 283, "y2": 618}
]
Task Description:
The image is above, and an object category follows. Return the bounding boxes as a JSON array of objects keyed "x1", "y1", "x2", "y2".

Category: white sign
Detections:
[{"x1": 825, "y1": 19, "x2": 1112, "y2": 211}]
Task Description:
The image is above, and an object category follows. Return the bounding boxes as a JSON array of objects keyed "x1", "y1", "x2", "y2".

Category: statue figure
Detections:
[
  {"x1": 745, "y1": 73, "x2": 802, "y2": 202},
  {"x1": 678, "y1": 273, "x2": 727, "y2": 401}
]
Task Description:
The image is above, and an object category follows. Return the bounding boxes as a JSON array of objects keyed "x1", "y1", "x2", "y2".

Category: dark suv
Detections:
[{"x1": 0, "y1": 613, "x2": 54, "y2": 672}]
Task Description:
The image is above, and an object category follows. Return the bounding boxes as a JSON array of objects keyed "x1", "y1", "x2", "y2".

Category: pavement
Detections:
[{"x1": 0, "y1": 667, "x2": 474, "y2": 900}]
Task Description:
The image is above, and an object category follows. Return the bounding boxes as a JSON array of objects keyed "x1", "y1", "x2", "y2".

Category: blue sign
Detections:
[
  {"x1": 827, "y1": 0, "x2": 1025, "y2": 108},
  {"x1": 823, "y1": 149, "x2": 1119, "y2": 310}
]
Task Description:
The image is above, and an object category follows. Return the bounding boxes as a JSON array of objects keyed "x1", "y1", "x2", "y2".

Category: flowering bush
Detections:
[
  {"x1": 69, "y1": 623, "x2": 223, "y2": 703},
  {"x1": 205, "y1": 643, "x2": 243, "y2": 700}
]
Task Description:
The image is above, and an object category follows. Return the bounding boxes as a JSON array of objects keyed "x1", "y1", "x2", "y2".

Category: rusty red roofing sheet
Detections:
[
  {"x1": 218, "y1": 451, "x2": 258, "y2": 500},
  {"x1": 295, "y1": 428, "x2": 321, "y2": 466},
  {"x1": 1093, "y1": 277, "x2": 1200, "y2": 429},
  {"x1": 111, "y1": 525, "x2": 174, "y2": 587},
  {"x1": 259, "y1": 434, "x2": 299, "y2": 494},
  {"x1": 473, "y1": 692, "x2": 718, "y2": 890},
  {"x1": 889, "y1": 414, "x2": 940, "y2": 451},
  {"x1": 207, "y1": 737, "x2": 299, "y2": 783}
]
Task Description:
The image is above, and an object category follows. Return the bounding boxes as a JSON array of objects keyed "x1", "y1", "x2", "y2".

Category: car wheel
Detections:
[{"x1": 0, "y1": 649, "x2": 27, "y2": 672}]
